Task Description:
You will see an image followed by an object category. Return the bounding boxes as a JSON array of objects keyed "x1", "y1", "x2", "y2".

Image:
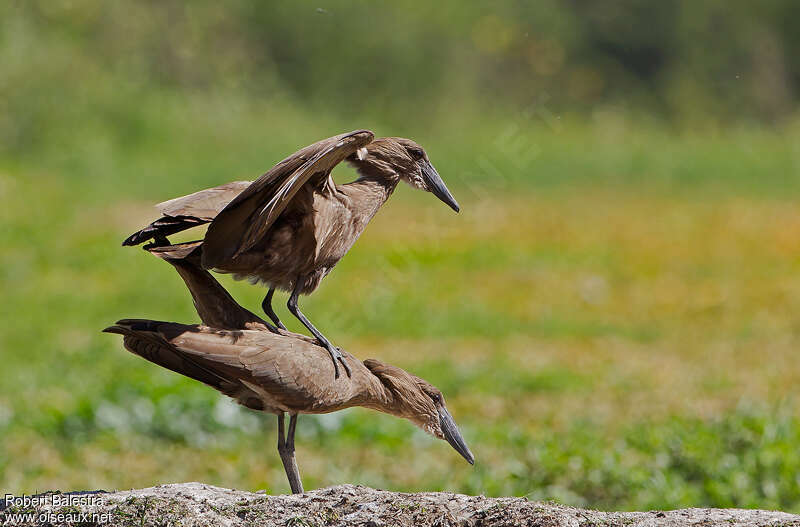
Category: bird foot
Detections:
[
  {"x1": 263, "y1": 321, "x2": 283, "y2": 335},
  {"x1": 324, "y1": 344, "x2": 352, "y2": 379}
]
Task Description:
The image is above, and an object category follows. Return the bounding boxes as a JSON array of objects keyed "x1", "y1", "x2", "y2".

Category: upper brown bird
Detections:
[
  {"x1": 104, "y1": 243, "x2": 474, "y2": 493},
  {"x1": 123, "y1": 130, "x2": 460, "y2": 378}
]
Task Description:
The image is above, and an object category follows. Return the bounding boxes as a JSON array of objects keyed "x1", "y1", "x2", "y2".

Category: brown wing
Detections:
[
  {"x1": 103, "y1": 320, "x2": 267, "y2": 410},
  {"x1": 122, "y1": 181, "x2": 251, "y2": 246},
  {"x1": 201, "y1": 129, "x2": 374, "y2": 269},
  {"x1": 104, "y1": 320, "x2": 367, "y2": 412},
  {"x1": 168, "y1": 328, "x2": 370, "y2": 413}
]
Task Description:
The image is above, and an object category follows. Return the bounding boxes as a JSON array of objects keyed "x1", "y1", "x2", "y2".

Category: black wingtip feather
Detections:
[
  {"x1": 122, "y1": 216, "x2": 208, "y2": 247},
  {"x1": 122, "y1": 230, "x2": 151, "y2": 246}
]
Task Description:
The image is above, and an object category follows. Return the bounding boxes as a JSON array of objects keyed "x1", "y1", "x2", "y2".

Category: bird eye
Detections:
[{"x1": 408, "y1": 148, "x2": 424, "y2": 160}]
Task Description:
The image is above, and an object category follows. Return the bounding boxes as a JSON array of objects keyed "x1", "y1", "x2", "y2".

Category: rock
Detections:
[{"x1": 1, "y1": 482, "x2": 799, "y2": 526}]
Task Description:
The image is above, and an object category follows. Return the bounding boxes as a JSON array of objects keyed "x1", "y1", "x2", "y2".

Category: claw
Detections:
[
  {"x1": 264, "y1": 321, "x2": 282, "y2": 334},
  {"x1": 324, "y1": 345, "x2": 352, "y2": 379},
  {"x1": 338, "y1": 352, "x2": 352, "y2": 378}
]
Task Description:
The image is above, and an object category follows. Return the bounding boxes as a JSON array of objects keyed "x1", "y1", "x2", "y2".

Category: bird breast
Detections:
[
  {"x1": 313, "y1": 206, "x2": 364, "y2": 265},
  {"x1": 224, "y1": 188, "x2": 374, "y2": 294}
]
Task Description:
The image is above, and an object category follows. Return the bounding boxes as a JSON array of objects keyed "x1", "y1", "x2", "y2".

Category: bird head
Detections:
[
  {"x1": 348, "y1": 137, "x2": 460, "y2": 213},
  {"x1": 364, "y1": 359, "x2": 474, "y2": 464}
]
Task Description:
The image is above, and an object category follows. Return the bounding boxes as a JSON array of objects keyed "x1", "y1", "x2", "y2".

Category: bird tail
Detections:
[
  {"x1": 122, "y1": 216, "x2": 208, "y2": 247},
  {"x1": 146, "y1": 240, "x2": 204, "y2": 264},
  {"x1": 145, "y1": 240, "x2": 269, "y2": 331}
]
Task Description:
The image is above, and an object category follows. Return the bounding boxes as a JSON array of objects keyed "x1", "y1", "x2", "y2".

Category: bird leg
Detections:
[
  {"x1": 277, "y1": 413, "x2": 304, "y2": 494},
  {"x1": 261, "y1": 287, "x2": 287, "y2": 330},
  {"x1": 287, "y1": 279, "x2": 352, "y2": 379}
]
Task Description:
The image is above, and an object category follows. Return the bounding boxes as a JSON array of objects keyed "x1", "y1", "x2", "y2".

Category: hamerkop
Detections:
[
  {"x1": 123, "y1": 130, "x2": 460, "y2": 378},
  {"x1": 104, "y1": 243, "x2": 474, "y2": 493}
]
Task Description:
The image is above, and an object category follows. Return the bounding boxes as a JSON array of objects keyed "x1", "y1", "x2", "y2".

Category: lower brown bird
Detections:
[{"x1": 103, "y1": 243, "x2": 473, "y2": 492}]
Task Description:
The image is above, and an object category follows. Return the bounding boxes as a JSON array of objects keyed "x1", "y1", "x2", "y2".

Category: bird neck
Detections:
[
  {"x1": 349, "y1": 158, "x2": 401, "y2": 190},
  {"x1": 358, "y1": 378, "x2": 428, "y2": 433},
  {"x1": 357, "y1": 372, "x2": 396, "y2": 412},
  {"x1": 341, "y1": 171, "x2": 400, "y2": 221}
]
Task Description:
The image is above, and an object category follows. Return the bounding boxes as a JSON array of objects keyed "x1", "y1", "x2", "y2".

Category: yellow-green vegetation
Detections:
[
  {"x1": 2, "y1": 0, "x2": 800, "y2": 513},
  {"x1": 3, "y1": 139, "x2": 800, "y2": 509}
]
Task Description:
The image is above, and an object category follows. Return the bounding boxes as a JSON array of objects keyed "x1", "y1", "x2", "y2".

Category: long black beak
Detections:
[
  {"x1": 438, "y1": 406, "x2": 474, "y2": 464},
  {"x1": 422, "y1": 161, "x2": 460, "y2": 213}
]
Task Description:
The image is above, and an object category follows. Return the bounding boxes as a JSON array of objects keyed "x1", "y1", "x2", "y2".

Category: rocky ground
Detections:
[{"x1": 2, "y1": 482, "x2": 799, "y2": 526}]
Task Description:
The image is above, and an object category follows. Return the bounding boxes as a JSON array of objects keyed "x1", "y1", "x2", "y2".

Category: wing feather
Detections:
[
  {"x1": 156, "y1": 180, "x2": 252, "y2": 220},
  {"x1": 202, "y1": 130, "x2": 374, "y2": 268},
  {"x1": 122, "y1": 181, "x2": 252, "y2": 246}
]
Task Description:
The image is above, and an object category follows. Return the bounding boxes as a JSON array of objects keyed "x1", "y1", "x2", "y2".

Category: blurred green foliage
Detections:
[
  {"x1": 1, "y1": 0, "x2": 800, "y2": 513},
  {"x1": 4, "y1": 0, "x2": 800, "y2": 143}
]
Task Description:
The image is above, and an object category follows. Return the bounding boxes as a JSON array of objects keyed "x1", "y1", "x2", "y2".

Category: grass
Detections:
[
  {"x1": 2, "y1": 112, "x2": 800, "y2": 511},
  {"x1": 3, "y1": 2, "x2": 800, "y2": 512}
]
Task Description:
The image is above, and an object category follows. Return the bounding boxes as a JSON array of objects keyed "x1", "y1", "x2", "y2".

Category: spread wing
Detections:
[
  {"x1": 201, "y1": 129, "x2": 374, "y2": 269},
  {"x1": 122, "y1": 181, "x2": 251, "y2": 246}
]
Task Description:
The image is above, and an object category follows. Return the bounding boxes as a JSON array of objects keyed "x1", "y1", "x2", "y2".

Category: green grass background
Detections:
[{"x1": 2, "y1": 1, "x2": 800, "y2": 512}]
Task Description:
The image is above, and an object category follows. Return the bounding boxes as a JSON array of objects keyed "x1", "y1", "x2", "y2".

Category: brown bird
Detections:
[
  {"x1": 104, "y1": 243, "x2": 474, "y2": 493},
  {"x1": 123, "y1": 130, "x2": 460, "y2": 378}
]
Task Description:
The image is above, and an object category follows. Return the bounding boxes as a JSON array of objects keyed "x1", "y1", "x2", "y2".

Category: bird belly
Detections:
[
  {"x1": 212, "y1": 217, "x2": 321, "y2": 292},
  {"x1": 210, "y1": 200, "x2": 363, "y2": 295}
]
